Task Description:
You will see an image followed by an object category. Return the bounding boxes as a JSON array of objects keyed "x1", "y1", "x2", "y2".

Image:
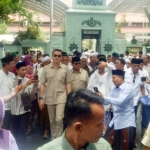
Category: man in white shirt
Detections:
[
  {"x1": 124, "y1": 51, "x2": 130, "y2": 59},
  {"x1": 61, "y1": 52, "x2": 72, "y2": 70},
  {"x1": 109, "y1": 52, "x2": 119, "y2": 68},
  {"x1": 80, "y1": 55, "x2": 92, "y2": 76},
  {"x1": 11, "y1": 62, "x2": 36, "y2": 149},
  {"x1": 89, "y1": 52, "x2": 98, "y2": 70},
  {"x1": 125, "y1": 59, "x2": 131, "y2": 70},
  {"x1": 125, "y1": 58, "x2": 145, "y2": 114},
  {"x1": 88, "y1": 58, "x2": 113, "y2": 128},
  {"x1": 140, "y1": 59, "x2": 149, "y2": 78},
  {"x1": 115, "y1": 58, "x2": 125, "y2": 70},
  {"x1": 0, "y1": 55, "x2": 15, "y2": 130},
  {"x1": 125, "y1": 58, "x2": 145, "y2": 148},
  {"x1": 143, "y1": 55, "x2": 150, "y2": 77}
]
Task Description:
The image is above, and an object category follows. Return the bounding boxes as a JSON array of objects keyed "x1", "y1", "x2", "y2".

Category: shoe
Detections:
[{"x1": 43, "y1": 135, "x2": 48, "y2": 139}]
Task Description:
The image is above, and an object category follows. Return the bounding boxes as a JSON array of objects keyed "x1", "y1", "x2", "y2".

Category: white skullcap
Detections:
[
  {"x1": 83, "y1": 52, "x2": 90, "y2": 56},
  {"x1": 80, "y1": 55, "x2": 87, "y2": 60},
  {"x1": 90, "y1": 52, "x2": 98, "y2": 57},
  {"x1": 21, "y1": 55, "x2": 25, "y2": 58},
  {"x1": 42, "y1": 56, "x2": 50, "y2": 63},
  {"x1": 129, "y1": 56, "x2": 133, "y2": 59},
  {"x1": 125, "y1": 59, "x2": 131, "y2": 63},
  {"x1": 5, "y1": 50, "x2": 10, "y2": 53},
  {"x1": 73, "y1": 49, "x2": 77, "y2": 52}
]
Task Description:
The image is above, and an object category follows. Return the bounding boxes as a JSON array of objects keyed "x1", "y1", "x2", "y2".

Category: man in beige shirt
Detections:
[
  {"x1": 39, "y1": 49, "x2": 71, "y2": 140},
  {"x1": 69, "y1": 57, "x2": 89, "y2": 91},
  {"x1": 142, "y1": 122, "x2": 150, "y2": 150}
]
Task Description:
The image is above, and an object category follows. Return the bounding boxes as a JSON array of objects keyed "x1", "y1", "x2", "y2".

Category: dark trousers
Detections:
[
  {"x1": 38, "y1": 104, "x2": 50, "y2": 130},
  {"x1": 134, "y1": 102, "x2": 140, "y2": 143},
  {"x1": 11, "y1": 112, "x2": 29, "y2": 149},
  {"x1": 2, "y1": 110, "x2": 11, "y2": 130},
  {"x1": 104, "y1": 126, "x2": 136, "y2": 150}
]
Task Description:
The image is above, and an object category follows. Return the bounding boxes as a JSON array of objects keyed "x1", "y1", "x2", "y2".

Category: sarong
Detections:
[{"x1": 104, "y1": 125, "x2": 136, "y2": 150}]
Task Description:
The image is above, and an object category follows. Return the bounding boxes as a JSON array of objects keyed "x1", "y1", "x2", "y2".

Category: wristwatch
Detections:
[{"x1": 39, "y1": 97, "x2": 43, "y2": 100}]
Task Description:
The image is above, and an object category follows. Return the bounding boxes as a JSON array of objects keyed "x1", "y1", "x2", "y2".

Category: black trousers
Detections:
[
  {"x1": 2, "y1": 110, "x2": 11, "y2": 130},
  {"x1": 11, "y1": 112, "x2": 29, "y2": 149}
]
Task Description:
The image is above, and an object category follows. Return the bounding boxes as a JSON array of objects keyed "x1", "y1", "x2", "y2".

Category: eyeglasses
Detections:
[
  {"x1": 74, "y1": 62, "x2": 81, "y2": 65},
  {"x1": 54, "y1": 54, "x2": 61, "y2": 58},
  {"x1": 133, "y1": 75, "x2": 136, "y2": 83}
]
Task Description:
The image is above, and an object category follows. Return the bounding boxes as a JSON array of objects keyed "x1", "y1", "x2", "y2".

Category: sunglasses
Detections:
[
  {"x1": 54, "y1": 54, "x2": 61, "y2": 58},
  {"x1": 74, "y1": 62, "x2": 81, "y2": 65}
]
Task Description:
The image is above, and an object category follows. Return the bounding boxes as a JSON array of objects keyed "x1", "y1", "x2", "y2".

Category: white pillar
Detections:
[
  {"x1": 50, "y1": 0, "x2": 54, "y2": 39},
  {"x1": 0, "y1": 42, "x2": 5, "y2": 69}
]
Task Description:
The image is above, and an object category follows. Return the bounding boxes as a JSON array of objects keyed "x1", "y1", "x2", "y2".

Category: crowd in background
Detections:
[{"x1": 0, "y1": 48, "x2": 150, "y2": 150}]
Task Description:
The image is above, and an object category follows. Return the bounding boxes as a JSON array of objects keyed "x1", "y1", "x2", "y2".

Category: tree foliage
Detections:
[
  {"x1": 0, "y1": 0, "x2": 24, "y2": 23},
  {"x1": 0, "y1": 23, "x2": 8, "y2": 34},
  {"x1": 115, "y1": 14, "x2": 126, "y2": 34},
  {"x1": 0, "y1": 0, "x2": 46, "y2": 40},
  {"x1": 16, "y1": 11, "x2": 44, "y2": 41}
]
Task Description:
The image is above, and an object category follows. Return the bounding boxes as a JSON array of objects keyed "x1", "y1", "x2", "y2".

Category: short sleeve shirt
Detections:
[
  {"x1": 40, "y1": 63, "x2": 71, "y2": 105},
  {"x1": 142, "y1": 123, "x2": 150, "y2": 147},
  {"x1": 69, "y1": 69, "x2": 89, "y2": 91}
]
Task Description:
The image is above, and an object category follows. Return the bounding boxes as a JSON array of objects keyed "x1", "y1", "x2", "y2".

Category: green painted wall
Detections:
[
  {"x1": 50, "y1": 0, "x2": 116, "y2": 55},
  {"x1": 65, "y1": 9, "x2": 116, "y2": 55}
]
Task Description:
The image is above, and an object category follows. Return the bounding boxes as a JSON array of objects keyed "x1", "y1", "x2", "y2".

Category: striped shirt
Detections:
[{"x1": 10, "y1": 76, "x2": 34, "y2": 115}]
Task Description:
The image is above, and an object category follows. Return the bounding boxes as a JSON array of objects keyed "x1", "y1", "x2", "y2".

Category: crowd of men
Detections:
[{"x1": 0, "y1": 49, "x2": 150, "y2": 150}]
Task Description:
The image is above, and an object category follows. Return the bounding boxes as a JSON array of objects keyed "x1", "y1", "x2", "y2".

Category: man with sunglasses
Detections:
[
  {"x1": 69, "y1": 57, "x2": 89, "y2": 91},
  {"x1": 39, "y1": 49, "x2": 71, "y2": 140}
]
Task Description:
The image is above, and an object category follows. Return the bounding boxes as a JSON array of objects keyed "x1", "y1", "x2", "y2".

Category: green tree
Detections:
[
  {"x1": 0, "y1": 0, "x2": 24, "y2": 23},
  {"x1": 115, "y1": 14, "x2": 126, "y2": 34},
  {"x1": 88, "y1": 39, "x2": 93, "y2": 50},
  {"x1": 16, "y1": 11, "x2": 44, "y2": 41},
  {"x1": 0, "y1": 23, "x2": 7, "y2": 34}
]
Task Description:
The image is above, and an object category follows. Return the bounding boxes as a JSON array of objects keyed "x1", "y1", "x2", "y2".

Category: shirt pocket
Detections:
[
  {"x1": 80, "y1": 75, "x2": 86, "y2": 82},
  {"x1": 125, "y1": 79, "x2": 132, "y2": 84},
  {"x1": 46, "y1": 72, "x2": 55, "y2": 82},
  {"x1": 57, "y1": 70, "x2": 66, "y2": 82}
]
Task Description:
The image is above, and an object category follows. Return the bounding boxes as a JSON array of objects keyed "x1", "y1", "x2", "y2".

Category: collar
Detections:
[
  {"x1": 1, "y1": 69, "x2": 9, "y2": 76},
  {"x1": 50, "y1": 63, "x2": 62, "y2": 68},
  {"x1": 62, "y1": 132, "x2": 75, "y2": 150},
  {"x1": 17, "y1": 75, "x2": 24, "y2": 80},
  {"x1": 128, "y1": 68, "x2": 139, "y2": 75},
  {"x1": 72, "y1": 68, "x2": 82, "y2": 73},
  {"x1": 117, "y1": 82, "x2": 126, "y2": 90},
  {"x1": 62, "y1": 131, "x2": 91, "y2": 150}
]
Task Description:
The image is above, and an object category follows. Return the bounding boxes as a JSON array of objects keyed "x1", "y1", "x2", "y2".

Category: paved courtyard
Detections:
[{"x1": 23, "y1": 108, "x2": 143, "y2": 150}]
